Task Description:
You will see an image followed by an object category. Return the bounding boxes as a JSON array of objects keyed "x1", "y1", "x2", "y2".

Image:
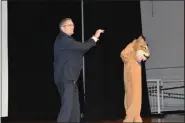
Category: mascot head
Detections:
[{"x1": 133, "y1": 36, "x2": 150, "y2": 62}]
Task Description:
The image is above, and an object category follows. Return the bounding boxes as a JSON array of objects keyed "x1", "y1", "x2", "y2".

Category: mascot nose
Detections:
[{"x1": 144, "y1": 54, "x2": 150, "y2": 59}]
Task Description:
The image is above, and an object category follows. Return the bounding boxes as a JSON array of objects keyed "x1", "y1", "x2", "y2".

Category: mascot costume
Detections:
[{"x1": 120, "y1": 36, "x2": 150, "y2": 122}]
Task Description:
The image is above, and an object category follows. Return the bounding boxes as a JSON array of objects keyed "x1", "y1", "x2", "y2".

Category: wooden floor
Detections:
[{"x1": 2, "y1": 114, "x2": 184, "y2": 123}]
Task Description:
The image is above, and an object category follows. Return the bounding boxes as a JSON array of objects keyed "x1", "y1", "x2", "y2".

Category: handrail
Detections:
[
  {"x1": 162, "y1": 86, "x2": 184, "y2": 90},
  {"x1": 147, "y1": 79, "x2": 162, "y2": 82},
  {"x1": 147, "y1": 79, "x2": 184, "y2": 82},
  {"x1": 162, "y1": 80, "x2": 184, "y2": 83},
  {"x1": 146, "y1": 66, "x2": 184, "y2": 70}
]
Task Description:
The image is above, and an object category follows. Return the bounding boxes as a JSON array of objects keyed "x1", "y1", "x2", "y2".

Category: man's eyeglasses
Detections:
[{"x1": 62, "y1": 24, "x2": 74, "y2": 27}]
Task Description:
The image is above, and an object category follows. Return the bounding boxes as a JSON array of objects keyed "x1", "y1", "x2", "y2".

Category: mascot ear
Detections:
[
  {"x1": 138, "y1": 36, "x2": 142, "y2": 39},
  {"x1": 137, "y1": 36, "x2": 143, "y2": 41},
  {"x1": 137, "y1": 35, "x2": 146, "y2": 41}
]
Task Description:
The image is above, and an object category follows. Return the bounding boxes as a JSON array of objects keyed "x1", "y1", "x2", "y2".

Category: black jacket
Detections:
[{"x1": 53, "y1": 32, "x2": 96, "y2": 83}]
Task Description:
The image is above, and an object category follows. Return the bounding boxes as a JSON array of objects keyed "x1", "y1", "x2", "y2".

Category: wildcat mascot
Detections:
[{"x1": 120, "y1": 36, "x2": 150, "y2": 122}]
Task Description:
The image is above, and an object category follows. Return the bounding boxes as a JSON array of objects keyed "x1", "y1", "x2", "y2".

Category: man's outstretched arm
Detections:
[{"x1": 60, "y1": 29, "x2": 104, "y2": 52}]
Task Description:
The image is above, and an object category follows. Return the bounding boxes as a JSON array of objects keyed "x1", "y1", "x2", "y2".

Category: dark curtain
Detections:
[
  {"x1": 83, "y1": 1, "x2": 151, "y2": 121},
  {"x1": 6, "y1": 1, "x2": 82, "y2": 121}
]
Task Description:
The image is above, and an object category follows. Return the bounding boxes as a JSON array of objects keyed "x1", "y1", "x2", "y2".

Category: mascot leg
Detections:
[
  {"x1": 133, "y1": 86, "x2": 142, "y2": 122},
  {"x1": 133, "y1": 68, "x2": 142, "y2": 122},
  {"x1": 123, "y1": 89, "x2": 142, "y2": 122},
  {"x1": 123, "y1": 101, "x2": 136, "y2": 122},
  {"x1": 123, "y1": 66, "x2": 143, "y2": 123},
  {"x1": 123, "y1": 82, "x2": 135, "y2": 122}
]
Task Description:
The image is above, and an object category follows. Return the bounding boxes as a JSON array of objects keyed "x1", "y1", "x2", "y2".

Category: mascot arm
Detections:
[{"x1": 120, "y1": 42, "x2": 135, "y2": 63}]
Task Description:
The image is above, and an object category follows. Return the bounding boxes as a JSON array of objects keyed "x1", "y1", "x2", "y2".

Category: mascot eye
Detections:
[
  {"x1": 143, "y1": 46, "x2": 148, "y2": 50},
  {"x1": 141, "y1": 46, "x2": 147, "y2": 50}
]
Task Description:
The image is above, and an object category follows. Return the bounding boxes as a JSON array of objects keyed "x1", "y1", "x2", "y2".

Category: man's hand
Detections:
[{"x1": 94, "y1": 29, "x2": 104, "y2": 39}]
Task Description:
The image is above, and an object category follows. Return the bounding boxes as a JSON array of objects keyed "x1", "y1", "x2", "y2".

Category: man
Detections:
[{"x1": 53, "y1": 18, "x2": 104, "y2": 123}]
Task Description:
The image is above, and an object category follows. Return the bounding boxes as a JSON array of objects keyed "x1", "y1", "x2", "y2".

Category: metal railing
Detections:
[
  {"x1": 147, "y1": 79, "x2": 184, "y2": 114},
  {"x1": 147, "y1": 79, "x2": 162, "y2": 114}
]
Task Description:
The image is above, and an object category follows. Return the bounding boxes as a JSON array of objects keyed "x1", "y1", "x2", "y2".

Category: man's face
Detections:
[{"x1": 61, "y1": 19, "x2": 74, "y2": 36}]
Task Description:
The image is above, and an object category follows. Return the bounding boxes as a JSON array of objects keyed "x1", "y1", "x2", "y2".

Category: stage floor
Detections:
[{"x1": 2, "y1": 114, "x2": 184, "y2": 123}]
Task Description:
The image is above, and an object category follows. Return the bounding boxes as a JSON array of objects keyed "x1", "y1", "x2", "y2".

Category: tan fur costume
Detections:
[{"x1": 120, "y1": 36, "x2": 150, "y2": 122}]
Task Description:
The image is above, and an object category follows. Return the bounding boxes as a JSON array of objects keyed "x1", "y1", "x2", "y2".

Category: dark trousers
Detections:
[{"x1": 55, "y1": 81, "x2": 80, "y2": 123}]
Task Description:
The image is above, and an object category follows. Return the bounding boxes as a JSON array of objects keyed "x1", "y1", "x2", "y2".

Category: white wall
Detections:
[
  {"x1": 140, "y1": 1, "x2": 184, "y2": 110},
  {"x1": 0, "y1": 0, "x2": 8, "y2": 117},
  {"x1": 0, "y1": 0, "x2": 2, "y2": 118}
]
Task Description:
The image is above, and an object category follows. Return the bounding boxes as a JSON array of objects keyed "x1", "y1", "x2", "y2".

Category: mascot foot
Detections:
[
  {"x1": 134, "y1": 117, "x2": 142, "y2": 122},
  {"x1": 123, "y1": 118, "x2": 134, "y2": 123}
]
